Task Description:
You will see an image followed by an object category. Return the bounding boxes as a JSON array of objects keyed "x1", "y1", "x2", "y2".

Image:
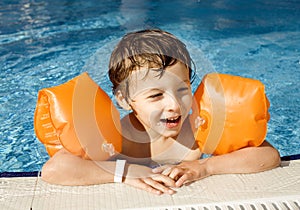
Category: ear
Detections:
[{"x1": 115, "y1": 90, "x2": 131, "y2": 110}]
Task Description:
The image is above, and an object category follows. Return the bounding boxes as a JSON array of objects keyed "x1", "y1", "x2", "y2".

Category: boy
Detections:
[{"x1": 41, "y1": 29, "x2": 280, "y2": 195}]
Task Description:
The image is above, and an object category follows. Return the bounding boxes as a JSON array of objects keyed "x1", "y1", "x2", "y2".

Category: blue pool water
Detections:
[{"x1": 0, "y1": 0, "x2": 299, "y2": 172}]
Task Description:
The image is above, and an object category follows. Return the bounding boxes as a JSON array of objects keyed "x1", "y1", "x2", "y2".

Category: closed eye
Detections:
[
  {"x1": 178, "y1": 87, "x2": 189, "y2": 92},
  {"x1": 149, "y1": 93, "x2": 163, "y2": 98}
]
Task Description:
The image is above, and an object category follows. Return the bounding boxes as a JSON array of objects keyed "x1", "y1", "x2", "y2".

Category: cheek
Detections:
[
  {"x1": 132, "y1": 102, "x2": 160, "y2": 121},
  {"x1": 135, "y1": 107, "x2": 164, "y2": 130},
  {"x1": 134, "y1": 102, "x2": 158, "y2": 113},
  {"x1": 180, "y1": 94, "x2": 193, "y2": 114}
]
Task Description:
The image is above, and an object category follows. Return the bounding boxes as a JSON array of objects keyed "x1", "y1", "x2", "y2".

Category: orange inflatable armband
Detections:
[
  {"x1": 190, "y1": 73, "x2": 270, "y2": 155},
  {"x1": 34, "y1": 72, "x2": 122, "y2": 160}
]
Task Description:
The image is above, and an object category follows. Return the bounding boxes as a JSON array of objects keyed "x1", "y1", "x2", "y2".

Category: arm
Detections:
[
  {"x1": 203, "y1": 140, "x2": 281, "y2": 175},
  {"x1": 41, "y1": 149, "x2": 176, "y2": 194},
  {"x1": 41, "y1": 149, "x2": 115, "y2": 185},
  {"x1": 153, "y1": 140, "x2": 281, "y2": 187}
]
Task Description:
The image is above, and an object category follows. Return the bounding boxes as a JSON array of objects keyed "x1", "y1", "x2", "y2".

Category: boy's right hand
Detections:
[{"x1": 123, "y1": 164, "x2": 176, "y2": 195}]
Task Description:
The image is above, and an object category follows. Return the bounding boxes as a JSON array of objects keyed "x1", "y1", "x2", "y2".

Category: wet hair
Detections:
[{"x1": 108, "y1": 29, "x2": 195, "y2": 99}]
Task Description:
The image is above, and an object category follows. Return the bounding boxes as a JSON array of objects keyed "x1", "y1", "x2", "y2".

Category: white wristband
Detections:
[{"x1": 114, "y1": 159, "x2": 126, "y2": 183}]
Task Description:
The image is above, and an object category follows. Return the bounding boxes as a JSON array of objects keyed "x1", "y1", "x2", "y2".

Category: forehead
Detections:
[{"x1": 126, "y1": 62, "x2": 190, "y2": 97}]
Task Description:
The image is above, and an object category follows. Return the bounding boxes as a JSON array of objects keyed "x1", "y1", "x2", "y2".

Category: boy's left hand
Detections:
[
  {"x1": 152, "y1": 141, "x2": 281, "y2": 188},
  {"x1": 152, "y1": 159, "x2": 210, "y2": 187}
]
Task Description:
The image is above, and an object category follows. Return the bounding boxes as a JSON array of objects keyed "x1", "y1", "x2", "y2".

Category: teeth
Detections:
[
  {"x1": 165, "y1": 116, "x2": 180, "y2": 122},
  {"x1": 160, "y1": 116, "x2": 181, "y2": 123}
]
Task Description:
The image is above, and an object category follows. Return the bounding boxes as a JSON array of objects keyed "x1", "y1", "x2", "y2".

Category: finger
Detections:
[
  {"x1": 143, "y1": 177, "x2": 176, "y2": 195},
  {"x1": 126, "y1": 178, "x2": 163, "y2": 195},
  {"x1": 168, "y1": 167, "x2": 184, "y2": 180},
  {"x1": 161, "y1": 167, "x2": 172, "y2": 176},
  {"x1": 175, "y1": 173, "x2": 192, "y2": 187},
  {"x1": 151, "y1": 174, "x2": 176, "y2": 187},
  {"x1": 152, "y1": 164, "x2": 171, "y2": 173}
]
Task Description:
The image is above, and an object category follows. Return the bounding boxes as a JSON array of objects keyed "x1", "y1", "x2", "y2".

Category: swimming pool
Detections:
[{"x1": 0, "y1": 0, "x2": 299, "y2": 172}]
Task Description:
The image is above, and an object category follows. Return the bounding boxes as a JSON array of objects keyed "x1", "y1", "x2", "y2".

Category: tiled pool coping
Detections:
[{"x1": 1, "y1": 160, "x2": 299, "y2": 210}]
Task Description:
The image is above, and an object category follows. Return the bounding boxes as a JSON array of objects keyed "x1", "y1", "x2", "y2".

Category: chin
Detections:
[{"x1": 160, "y1": 128, "x2": 182, "y2": 138}]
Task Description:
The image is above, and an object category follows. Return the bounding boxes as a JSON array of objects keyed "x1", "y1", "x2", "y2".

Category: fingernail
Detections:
[
  {"x1": 168, "y1": 189, "x2": 174, "y2": 194},
  {"x1": 175, "y1": 181, "x2": 182, "y2": 187}
]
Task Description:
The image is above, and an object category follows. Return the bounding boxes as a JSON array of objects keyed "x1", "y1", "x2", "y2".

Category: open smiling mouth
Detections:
[{"x1": 160, "y1": 116, "x2": 181, "y2": 128}]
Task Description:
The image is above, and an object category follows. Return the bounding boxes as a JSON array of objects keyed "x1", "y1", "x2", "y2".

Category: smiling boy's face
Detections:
[{"x1": 122, "y1": 62, "x2": 193, "y2": 139}]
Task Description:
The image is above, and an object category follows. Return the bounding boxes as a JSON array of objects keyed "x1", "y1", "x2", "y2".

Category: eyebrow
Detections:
[{"x1": 181, "y1": 79, "x2": 191, "y2": 85}]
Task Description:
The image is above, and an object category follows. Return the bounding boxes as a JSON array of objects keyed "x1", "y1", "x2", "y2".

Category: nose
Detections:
[{"x1": 163, "y1": 92, "x2": 180, "y2": 112}]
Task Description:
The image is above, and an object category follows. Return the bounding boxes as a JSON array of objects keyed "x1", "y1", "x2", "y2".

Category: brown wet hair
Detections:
[{"x1": 108, "y1": 29, "x2": 195, "y2": 99}]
